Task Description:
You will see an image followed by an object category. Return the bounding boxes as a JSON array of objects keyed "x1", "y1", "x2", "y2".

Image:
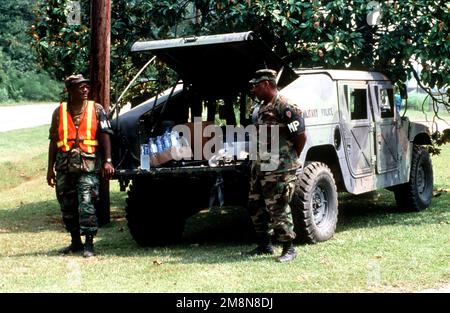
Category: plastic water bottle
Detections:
[
  {"x1": 163, "y1": 131, "x2": 172, "y2": 151},
  {"x1": 140, "y1": 144, "x2": 150, "y2": 170},
  {"x1": 155, "y1": 136, "x2": 163, "y2": 153},
  {"x1": 149, "y1": 138, "x2": 158, "y2": 155}
]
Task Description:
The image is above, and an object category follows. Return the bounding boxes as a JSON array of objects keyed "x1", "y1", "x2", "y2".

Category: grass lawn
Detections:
[
  {"x1": 402, "y1": 108, "x2": 450, "y2": 124},
  {"x1": 0, "y1": 125, "x2": 448, "y2": 293}
]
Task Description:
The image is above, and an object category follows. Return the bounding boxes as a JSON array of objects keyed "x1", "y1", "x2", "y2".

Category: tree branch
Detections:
[{"x1": 409, "y1": 63, "x2": 449, "y2": 127}]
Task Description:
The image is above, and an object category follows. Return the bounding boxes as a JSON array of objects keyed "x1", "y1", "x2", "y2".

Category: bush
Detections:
[
  {"x1": 0, "y1": 87, "x2": 9, "y2": 103},
  {"x1": 407, "y1": 92, "x2": 429, "y2": 110},
  {"x1": 0, "y1": 71, "x2": 63, "y2": 103},
  {"x1": 16, "y1": 72, "x2": 63, "y2": 101}
]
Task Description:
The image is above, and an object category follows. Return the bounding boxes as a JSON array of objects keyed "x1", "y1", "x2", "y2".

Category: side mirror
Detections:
[{"x1": 399, "y1": 83, "x2": 408, "y2": 100}]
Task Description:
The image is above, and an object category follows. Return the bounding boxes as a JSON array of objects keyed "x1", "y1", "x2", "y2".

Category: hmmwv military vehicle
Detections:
[{"x1": 111, "y1": 31, "x2": 433, "y2": 246}]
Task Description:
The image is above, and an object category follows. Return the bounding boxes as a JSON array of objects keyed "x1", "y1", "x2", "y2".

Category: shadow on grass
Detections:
[
  {"x1": 2, "y1": 191, "x2": 447, "y2": 239},
  {"x1": 2, "y1": 189, "x2": 448, "y2": 263},
  {"x1": 95, "y1": 190, "x2": 448, "y2": 263},
  {"x1": 182, "y1": 207, "x2": 255, "y2": 245},
  {"x1": 0, "y1": 202, "x2": 127, "y2": 235},
  {"x1": 179, "y1": 190, "x2": 449, "y2": 245},
  {"x1": 94, "y1": 219, "x2": 275, "y2": 265}
]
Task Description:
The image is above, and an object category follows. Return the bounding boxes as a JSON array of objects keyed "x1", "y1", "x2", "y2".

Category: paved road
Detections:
[{"x1": 0, "y1": 103, "x2": 58, "y2": 132}]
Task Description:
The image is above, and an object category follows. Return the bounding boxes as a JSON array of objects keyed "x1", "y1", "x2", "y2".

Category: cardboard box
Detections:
[
  {"x1": 174, "y1": 121, "x2": 215, "y2": 160},
  {"x1": 150, "y1": 146, "x2": 192, "y2": 167}
]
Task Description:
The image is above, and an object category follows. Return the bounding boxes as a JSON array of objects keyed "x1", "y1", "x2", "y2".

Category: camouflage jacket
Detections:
[{"x1": 251, "y1": 93, "x2": 305, "y2": 175}]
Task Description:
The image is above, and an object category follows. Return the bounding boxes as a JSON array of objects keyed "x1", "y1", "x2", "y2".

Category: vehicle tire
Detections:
[
  {"x1": 394, "y1": 145, "x2": 433, "y2": 211},
  {"x1": 126, "y1": 178, "x2": 187, "y2": 246},
  {"x1": 291, "y1": 162, "x2": 338, "y2": 244}
]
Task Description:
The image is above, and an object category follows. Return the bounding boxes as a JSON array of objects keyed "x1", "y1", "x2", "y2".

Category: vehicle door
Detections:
[
  {"x1": 339, "y1": 82, "x2": 374, "y2": 177},
  {"x1": 369, "y1": 84, "x2": 399, "y2": 174}
]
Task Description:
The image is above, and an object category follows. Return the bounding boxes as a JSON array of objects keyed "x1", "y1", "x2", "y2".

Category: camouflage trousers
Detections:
[
  {"x1": 248, "y1": 172, "x2": 297, "y2": 242},
  {"x1": 55, "y1": 171, "x2": 99, "y2": 235}
]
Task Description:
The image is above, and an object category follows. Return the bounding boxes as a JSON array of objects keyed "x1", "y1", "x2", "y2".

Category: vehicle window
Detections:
[
  {"x1": 346, "y1": 86, "x2": 367, "y2": 120},
  {"x1": 282, "y1": 74, "x2": 335, "y2": 105},
  {"x1": 380, "y1": 88, "x2": 394, "y2": 118}
]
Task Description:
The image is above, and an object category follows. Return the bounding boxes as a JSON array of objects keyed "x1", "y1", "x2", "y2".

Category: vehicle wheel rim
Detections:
[
  {"x1": 417, "y1": 165, "x2": 426, "y2": 196},
  {"x1": 312, "y1": 183, "x2": 328, "y2": 226}
]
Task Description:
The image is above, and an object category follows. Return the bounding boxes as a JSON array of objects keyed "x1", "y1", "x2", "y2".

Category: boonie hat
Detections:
[
  {"x1": 65, "y1": 74, "x2": 90, "y2": 88},
  {"x1": 249, "y1": 69, "x2": 277, "y2": 84}
]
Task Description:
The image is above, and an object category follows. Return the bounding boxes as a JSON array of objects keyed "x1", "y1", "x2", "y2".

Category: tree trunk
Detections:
[{"x1": 90, "y1": 0, "x2": 111, "y2": 226}]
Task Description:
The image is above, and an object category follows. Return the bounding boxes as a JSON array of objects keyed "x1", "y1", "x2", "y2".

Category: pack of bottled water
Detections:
[{"x1": 148, "y1": 130, "x2": 181, "y2": 155}]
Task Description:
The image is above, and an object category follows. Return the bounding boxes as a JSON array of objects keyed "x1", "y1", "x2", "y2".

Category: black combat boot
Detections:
[
  {"x1": 83, "y1": 234, "x2": 95, "y2": 258},
  {"x1": 276, "y1": 241, "x2": 297, "y2": 263},
  {"x1": 59, "y1": 230, "x2": 83, "y2": 254},
  {"x1": 243, "y1": 233, "x2": 274, "y2": 256}
]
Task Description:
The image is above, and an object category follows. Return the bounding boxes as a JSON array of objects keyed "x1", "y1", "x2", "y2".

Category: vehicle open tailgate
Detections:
[{"x1": 131, "y1": 31, "x2": 296, "y2": 96}]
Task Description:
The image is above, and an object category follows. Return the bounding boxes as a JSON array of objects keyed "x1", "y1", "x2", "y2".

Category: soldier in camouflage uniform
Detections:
[
  {"x1": 245, "y1": 69, "x2": 306, "y2": 262},
  {"x1": 47, "y1": 74, "x2": 115, "y2": 257}
]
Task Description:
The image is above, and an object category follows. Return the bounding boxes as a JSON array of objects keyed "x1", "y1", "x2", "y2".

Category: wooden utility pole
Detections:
[
  {"x1": 90, "y1": 0, "x2": 110, "y2": 107},
  {"x1": 90, "y1": 0, "x2": 111, "y2": 226}
]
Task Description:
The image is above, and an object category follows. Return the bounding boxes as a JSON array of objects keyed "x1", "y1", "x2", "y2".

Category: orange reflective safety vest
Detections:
[{"x1": 56, "y1": 101, "x2": 98, "y2": 153}]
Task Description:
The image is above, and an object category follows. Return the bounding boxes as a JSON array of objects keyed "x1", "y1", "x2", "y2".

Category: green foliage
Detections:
[
  {"x1": 31, "y1": 0, "x2": 91, "y2": 80},
  {"x1": 0, "y1": 50, "x2": 63, "y2": 102},
  {"x1": 199, "y1": 0, "x2": 450, "y2": 90},
  {"x1": 430, "y1": 129, "x2": 450, "y2": 156},
  {"x1": 30, "y1": 0, "x2": 449, "y2": 111},
  {"x1": 375, "y1": 1, "x2": 450, "y2": 89},
  {"x1": 0, "y1": 0, "x2": 37, "y2": 72},
  {"x1": 31, "y1": 0, "x2": 192, "y2": 103},
  {"x1": 0, "y1": 0, "x2": 64, "y2": 103},
  {"x1": 16, "y1": 72, "x2": 63, "y2": 101}
]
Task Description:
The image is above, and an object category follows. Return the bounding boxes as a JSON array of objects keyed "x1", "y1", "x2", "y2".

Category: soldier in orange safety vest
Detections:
[{"x1": 47, "y1": 74, "x2": 114, "y2": 257}]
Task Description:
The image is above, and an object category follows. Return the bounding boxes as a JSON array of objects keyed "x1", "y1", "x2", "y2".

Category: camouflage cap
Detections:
[
  {"x1": 249, "y1": 69, "x2": 277, "y2": 84},
  {"x1": 64, "y1": 74, "x2": 90, "y2": 88}
]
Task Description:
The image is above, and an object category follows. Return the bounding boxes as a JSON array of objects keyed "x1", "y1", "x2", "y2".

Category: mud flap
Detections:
[{"x1": 209, "y1": 173, "x2": 225, "y2": 213}]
